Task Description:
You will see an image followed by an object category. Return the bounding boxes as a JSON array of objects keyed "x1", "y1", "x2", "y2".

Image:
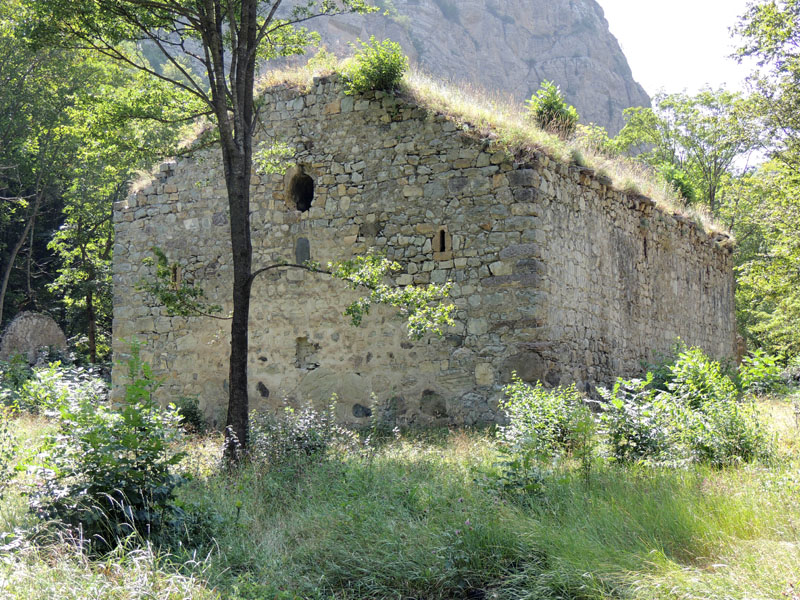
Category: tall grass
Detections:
[{"x1": 3, "y1": 414, "x2": 799, "y2": 599}]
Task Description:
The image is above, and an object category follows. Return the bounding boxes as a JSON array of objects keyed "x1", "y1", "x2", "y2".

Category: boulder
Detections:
[{"x1": 0, "y1": 311, "x2": 67, "y2": 363}]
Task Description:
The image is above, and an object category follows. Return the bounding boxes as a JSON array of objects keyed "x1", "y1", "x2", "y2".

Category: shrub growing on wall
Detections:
[
  {"x1": 525, "y1": 80, "x2": 580, "y2": 138},
  {"x1": 344, "y1": 36, "x2": 408, "y2": 95}
]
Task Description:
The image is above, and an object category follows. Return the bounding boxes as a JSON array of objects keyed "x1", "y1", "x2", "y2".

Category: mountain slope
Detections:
[{"x1": 308, "y1": 0, "x2": 650, "y2": 134}]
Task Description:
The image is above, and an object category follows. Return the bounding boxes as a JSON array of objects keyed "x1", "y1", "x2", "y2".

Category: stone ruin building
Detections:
[{"x1": 112, "y1": 74, "x2": 735, "y2": 426}]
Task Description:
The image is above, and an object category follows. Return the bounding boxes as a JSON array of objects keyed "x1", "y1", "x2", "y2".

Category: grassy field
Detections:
[{"x1": 1, "y1": 394, "x2": 798, "y2": 599}]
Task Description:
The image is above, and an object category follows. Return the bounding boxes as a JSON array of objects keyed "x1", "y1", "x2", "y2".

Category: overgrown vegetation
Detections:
[
  {"x1": 343, "y1": 36, "x2": 408, "y2": 95},
  {"x1": 0, "y1": 344, "x2": 795, "y2": 598},
  {"x1": 28, "y1": 345, "x2": 186, "y2": 550},
  {"x1": 525, "y1": 80, "x2": 580, "y2": 138}
]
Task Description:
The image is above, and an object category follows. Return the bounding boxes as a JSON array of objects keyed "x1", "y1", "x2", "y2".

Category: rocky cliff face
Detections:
[{"x1": 307, "y1": 0, "x2": 650, "y2": 135}]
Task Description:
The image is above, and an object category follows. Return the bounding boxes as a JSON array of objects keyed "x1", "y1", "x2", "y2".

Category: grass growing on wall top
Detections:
[{"x1": 160, "y1": 53, "x2": 728, "y2": 238}]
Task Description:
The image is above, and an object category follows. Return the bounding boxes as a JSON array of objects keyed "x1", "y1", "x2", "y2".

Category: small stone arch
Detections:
[{"x1": 284, "y1": 166, "x2": 315, "y2": 212}]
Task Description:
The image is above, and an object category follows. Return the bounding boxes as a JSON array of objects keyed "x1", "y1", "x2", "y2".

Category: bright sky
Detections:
[{"x1": 598, "y1": 0, "x2": 756, "y2": 96}]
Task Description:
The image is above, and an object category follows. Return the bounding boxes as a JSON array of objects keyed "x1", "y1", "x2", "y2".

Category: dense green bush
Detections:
[
  {"x1": 667, "y1": 346, "x2": 739, "y2": 408},
  {"x1": 681, "y1": 394, "x2": 768, "y2": 466},
  {"x1": 30, "y1": 345, "x2": 186, "y2": 550},
  {"x1": 174, "y1": 395, "x2": 207, "y2": 433},
  {"x1": 498, "y1": 376, "x2": 595, "y2": 459},
  {"x1": 599, "y1": 375, "x2": 670, "y2": 464},
  {"x1": 601, "y1": 346, "x2": 771, "y2": 466},
  {"x1": 343, "y1": 36, "x2": 408, "y2": 95},
  {"x1": 0, "y1": 354, "x2": 33, "y2": 406},
  {"x1": 0, "y1": 357, "x2": 106, "y2": 414},
  {"x1": 525, "y1": 80, "x2": 580, "y2": 138},
  {"x1": 739, "y1": 349, "x2": 784, "y2": 395}
]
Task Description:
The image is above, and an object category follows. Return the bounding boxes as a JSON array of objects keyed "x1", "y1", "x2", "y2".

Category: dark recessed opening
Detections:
[
  {"x1": 438, "y1": 229, "x2": 447, "y2": 252},
  {"x1": 290, "y1": 172, "x2": 314, "y2": 212}
]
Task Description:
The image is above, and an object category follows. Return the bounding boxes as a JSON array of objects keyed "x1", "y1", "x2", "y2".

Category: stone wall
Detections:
[{"x1": 112, "y1": 75, "x2": 735, "y2": 426}]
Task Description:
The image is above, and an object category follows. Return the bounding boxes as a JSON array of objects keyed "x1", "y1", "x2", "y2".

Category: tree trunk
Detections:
[
  {"x1": 86, "y1": 289, "x2": 96, "y2": 364},
  {"x1": 223, "y1": 152, "x2": 253, "y2": 458},
  {"x1": 0, "y1": 198, "x2": 40, "y2": 325}
]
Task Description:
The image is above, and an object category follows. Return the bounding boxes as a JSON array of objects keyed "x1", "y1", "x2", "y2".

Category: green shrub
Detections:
[
  {"x1": 249, "y1": 401, "x2": 361, "y2": 467},
  {"x1": 344, "y1": 36, "x2": 408, "y2": 95},
  {"x1": 599, "y1": 376, "x2": 671, "y2": 464},
  {"x1": 606, "y1": 347, "x2": 772, "y2": 467},
  {"x1": 2, "y1": 360, "x2": 106, "y2": 415},
  {"x1": 174, "y1": 395, "x2": 207, "y2": 433},
  {"x1": 498, "y1": 376, "x2": 595, "y2": 460},
  {"x1": 30, "y1": 344, "x2": 186, "y2": 550},
  {"x1": 641, "y1": 339, "x2": 687, "y2": 392},
  {"x1": 680, "y1": 395, "x2": 769, "y2": 467},
  {"x1": 525, "y1": 80, "x2": 580, "y2": 138},
  {"x1": 0, "y1": 405, "x2": 17, "y2": 500},
  {"x1": 667, "y1": 346, "x2": 738, "y2": 409},
  {"x1": 0, "y1": 354, "x2": 33, "y2": 406},
  {"x1": 739, "y1": 349, "x2": 784, "y2": 395}
]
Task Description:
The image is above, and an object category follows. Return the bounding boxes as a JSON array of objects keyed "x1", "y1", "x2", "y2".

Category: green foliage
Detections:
[
  {"x1": 330, "y1": 253, "x2": 455, "y2": 339},
  {"x1": 174, "y1": 396, "x2": 207, "y2": 434},
  {"x1": 0, "y1": 358, "x2": 106, "y2": 415},
  {"x1": 138, "y1": 248, "x2": 225, "y2": 319},
  {"x1": 30, "y1": 343, "x2": 186, "y2": 550},
  {"x1": 599, "y1": 375, "x2": 671, "y2": 464},
  {"x1": 525, "y1": 81, "x2": 580, "y2": 138},
  {"x1": 576, "y1": 123, "x2": 617, "y2": 156},
  {"x1": 666, "y1": 346, "x2": 739, "y2": 409},
  {"x1": 679, "y1": 392, "x2": 768, "y2": 467},
  {"x1": 733, "y1": 161, "x2": 800, "y2": 356},
  {"x1": 642, "y1": 338, "x2": 687, "y2": 392},
  {"x1": 601, "y1": 346, "x2": 771, "y2": 467},
  {"x1": 0, "y1": 404, "x2": 17, "y2": 500},
  {"x1": 739, "y1": 349, "x2": 784, "y2": 395},
  {"x1": 343, "y1": 36, "x2": 408, "y2": 95},
  {"x1": 735, "y1": 0, "x2": 800, "y2": 167},
  {"x1": 249, "y1": 401, "x2": 362, "y2": 467},
  {"x1": 0, "y1": 355, "x2": 34, "y2": 403},
  {"x1": 498, "y1": 376, "x2": 595, "y2": 460},
  {"x1": 253, "y1": 140, "x2": 295, "y2": 176},
  {"x1": 658, "y1": 161, "x2": 698, "y2": 202},
  {"x1": 613, "y1": 89, "x2": 757, "y2": 213}
]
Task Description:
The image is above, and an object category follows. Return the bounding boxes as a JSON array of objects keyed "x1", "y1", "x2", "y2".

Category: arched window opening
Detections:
[
  {"x1": 290, "y1": 171, "x2": 314, "y2": 212},
  {"x1": 438, "y1": 229, "x2": 447, "y2": 253}
]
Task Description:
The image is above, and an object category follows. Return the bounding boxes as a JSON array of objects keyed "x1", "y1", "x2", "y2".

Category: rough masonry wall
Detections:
[{"x1": 112, "y1": 76, "x2": 735, "y2": 426}]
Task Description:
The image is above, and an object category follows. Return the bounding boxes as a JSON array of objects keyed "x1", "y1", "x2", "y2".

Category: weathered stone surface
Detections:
[
  {"x1": 112, "y1": 76, "x2": 735, "y2": 426},
  {"x1": 0, "y1": 312, "x2": 67, "y2": 363},
  {"x1": 305, "y1": 0, "x2": 650, "y2": 135}
]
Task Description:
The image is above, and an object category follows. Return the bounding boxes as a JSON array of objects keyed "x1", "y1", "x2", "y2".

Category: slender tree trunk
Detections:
[
  {"x1": 86, "y1": 289, "x2": 96, "y2": 364},
  {"x1": 224, "y1": 153, "x2": 253, "y2": 455},
  {"x1": 0, "y1": 197, "x2": 40, "y2": 325}
]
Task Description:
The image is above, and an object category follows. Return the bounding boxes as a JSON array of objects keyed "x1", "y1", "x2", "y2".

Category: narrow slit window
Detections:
[{"x1": 433, "y1": 226, "x2": 453, "y2": 260}]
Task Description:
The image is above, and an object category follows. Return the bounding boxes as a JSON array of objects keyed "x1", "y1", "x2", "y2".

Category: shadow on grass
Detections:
[{"x1": 173, "y1": 437, "x2": 771, "y2": 600}]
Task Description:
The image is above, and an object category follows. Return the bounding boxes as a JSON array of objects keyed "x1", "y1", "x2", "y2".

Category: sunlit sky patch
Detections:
[{"x1": 599, "y1": 0, "x2": 756, "y2": 96}]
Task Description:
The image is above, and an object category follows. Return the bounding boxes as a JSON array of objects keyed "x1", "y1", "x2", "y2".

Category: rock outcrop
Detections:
[{"x1": 305, "y1": 0, "x2": 650, "y2": 135}]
